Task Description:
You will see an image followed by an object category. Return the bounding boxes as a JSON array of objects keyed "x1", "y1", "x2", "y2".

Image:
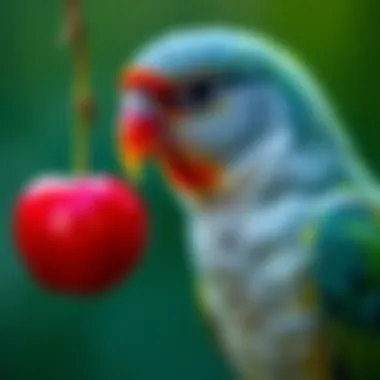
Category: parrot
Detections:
[{"x1": 117, "y1": 26, "x2": 380, "y2": 380}]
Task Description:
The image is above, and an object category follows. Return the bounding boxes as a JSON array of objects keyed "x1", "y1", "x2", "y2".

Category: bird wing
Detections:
[{"x1": 306, "y1": 195, "x2": 380, "y2": 379}]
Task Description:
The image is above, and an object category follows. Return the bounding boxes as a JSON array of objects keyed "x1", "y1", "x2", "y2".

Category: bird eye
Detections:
[{"x1": 181, "y1": 79, "x2": 215, "y2": 109}]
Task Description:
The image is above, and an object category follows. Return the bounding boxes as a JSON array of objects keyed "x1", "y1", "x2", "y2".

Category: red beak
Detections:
[
  {"x1": 118, "y1": 112, "x2": 162, "y2": 179},
  {"x1": 118, "y1": 68, "x2": 175, "y2": 179}
]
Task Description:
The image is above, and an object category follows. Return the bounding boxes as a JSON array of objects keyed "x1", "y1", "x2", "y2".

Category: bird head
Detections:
[{"x1": 118, "y1": 27, "x2": 356, "y2": 202}]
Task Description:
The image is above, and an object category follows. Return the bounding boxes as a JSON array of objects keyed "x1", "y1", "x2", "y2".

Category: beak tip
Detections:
[
  {"x1": 120, "y1": 149, "x2": 144, "y2": 182},
  {"x1": 118, "y1": 103, "x2": 161, "y2": 182}
]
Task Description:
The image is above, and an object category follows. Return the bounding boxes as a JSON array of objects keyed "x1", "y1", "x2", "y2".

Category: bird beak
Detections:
[{"x1": 118, "y1": 94, "x2": 162, "y2": 180}]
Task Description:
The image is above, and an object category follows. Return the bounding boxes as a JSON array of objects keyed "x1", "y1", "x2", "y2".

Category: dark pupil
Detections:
[{"x1": 185, "y1": 80, "x2": 213, "y2": 106}]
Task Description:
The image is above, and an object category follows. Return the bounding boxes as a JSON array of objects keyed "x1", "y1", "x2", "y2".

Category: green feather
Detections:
[
  {"x1": 310, "y1": 196, "x2": 380, "y2": 379},
  {"x1": 328, "y1": 321, "x2": 380, "y2": 379}
]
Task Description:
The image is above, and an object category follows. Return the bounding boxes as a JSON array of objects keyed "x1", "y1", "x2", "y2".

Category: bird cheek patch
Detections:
[{"x1": 209, "y1": 97, "x2": 227, "y2": 117}]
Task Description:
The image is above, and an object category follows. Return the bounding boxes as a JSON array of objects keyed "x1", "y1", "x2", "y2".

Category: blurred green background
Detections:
[{"x1": 0, "y1": 1, "x2": 379, "y2": 379}]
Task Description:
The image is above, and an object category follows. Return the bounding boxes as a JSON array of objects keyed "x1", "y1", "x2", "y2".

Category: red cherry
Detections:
[{"x1": 12, "y1": 174, "x2": 148, "y2": 295}]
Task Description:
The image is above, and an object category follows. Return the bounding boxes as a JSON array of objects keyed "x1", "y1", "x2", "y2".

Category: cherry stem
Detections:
[{"x1": 62, "y1": 0, "x2": 95, "y2": 174}]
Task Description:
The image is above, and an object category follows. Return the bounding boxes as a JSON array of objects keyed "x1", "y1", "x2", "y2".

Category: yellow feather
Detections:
[{"x1": 301, "y1": 282, "x2": 332, "y2": 380}]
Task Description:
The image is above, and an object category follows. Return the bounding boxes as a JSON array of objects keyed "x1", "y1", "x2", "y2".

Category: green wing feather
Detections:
[{"x1": 309, "y1": 197, "x2": 380, "y2": 379}]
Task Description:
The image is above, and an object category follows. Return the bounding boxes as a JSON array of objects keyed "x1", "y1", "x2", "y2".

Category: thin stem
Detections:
[{"x1": 62, "y1": 0, "x2": 95, "y2": 174}]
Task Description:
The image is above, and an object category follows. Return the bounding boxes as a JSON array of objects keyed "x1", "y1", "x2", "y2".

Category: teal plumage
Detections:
[{"x1": 310, "y1": 197, "x2": 380, "y2": 378}]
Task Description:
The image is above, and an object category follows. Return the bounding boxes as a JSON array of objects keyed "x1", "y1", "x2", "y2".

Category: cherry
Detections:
[{"x1": 12, "y1": 174, "x2": 148, "y2": 295}]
